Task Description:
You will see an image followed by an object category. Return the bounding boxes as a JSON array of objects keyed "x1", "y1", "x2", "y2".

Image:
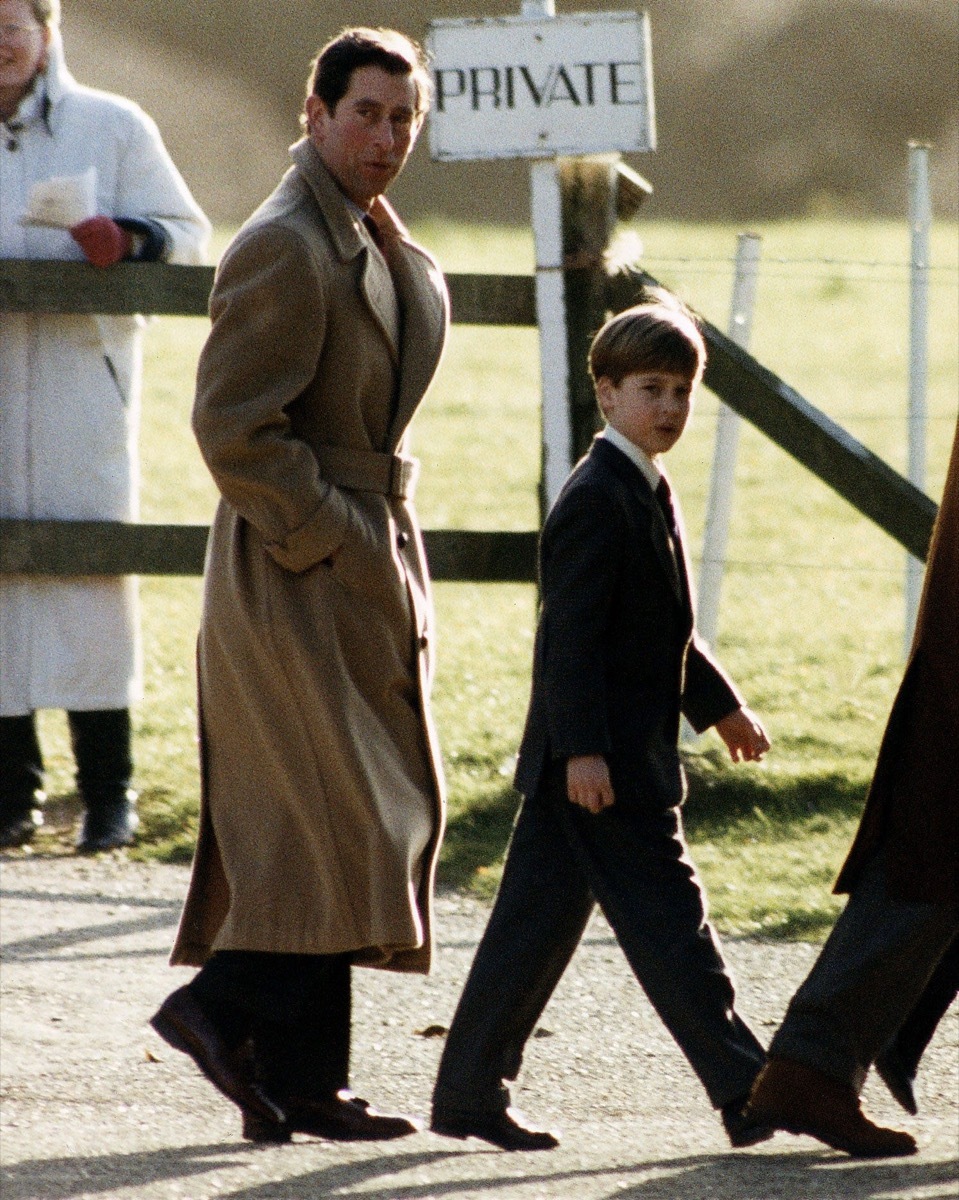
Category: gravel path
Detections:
[{"x1": 1, "y1": 854, "x2": 956, "y2": 1200}]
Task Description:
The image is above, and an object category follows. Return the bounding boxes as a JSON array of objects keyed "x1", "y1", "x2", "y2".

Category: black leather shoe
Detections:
[
  {"x1": 431, "y1": 1105, "x2": 560, "y2": 1151},
  {"x1": 76, "y1": 796, "x2": 138, "y2": 852},
  {"x1": 150, "y1": 986, "x2": 285, "y2": 1123},
  {"x1": 243, "y1": 1091, "x2": 419, "y2": 1143},
  {"x1": 874, "y1": 1047, "x2": 918, "y2": 1116},
  {"x1": 722, "y1": 1094, "x2": 775, "y2": 1147},
  {"x1": 0, "y1": 807, "x2": 42, "y2": 849}
]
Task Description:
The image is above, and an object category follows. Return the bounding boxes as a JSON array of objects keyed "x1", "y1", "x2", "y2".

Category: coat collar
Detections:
[
  {"x1": 289, "y1": 138, "x2": 449, "y2": 450},
  {"x1": 39, "y1": 27, "x2": 74, "y2": 113},
  {"x1": 290, "y1": 138, "x2": 406, "y2": 362},
  {"x1": 289, "y1": 137, "x2": 409, "y2": 264}
]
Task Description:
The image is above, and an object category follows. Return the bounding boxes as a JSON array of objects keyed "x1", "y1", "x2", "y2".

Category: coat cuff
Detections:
[
  {"x1": 263, "y1": 495, "x2": 352, "y2": 574},
  {"x1": 115, "y1": 217, "x2": 170, "y2": 262}
]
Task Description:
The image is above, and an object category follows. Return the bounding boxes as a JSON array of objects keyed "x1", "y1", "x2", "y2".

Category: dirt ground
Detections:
[{"x1": 1, "y1": 853, "x2": 956, "y2": 1200}]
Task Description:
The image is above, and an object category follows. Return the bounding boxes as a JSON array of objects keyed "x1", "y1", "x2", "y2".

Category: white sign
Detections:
[{"x1": 427, "y1": 11, "x2": 655, "y2": 162}]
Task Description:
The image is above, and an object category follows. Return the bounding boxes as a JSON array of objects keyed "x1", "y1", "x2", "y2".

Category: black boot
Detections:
[
  {"x1": 0, "y1": 714, "x2": 45, "y2": 848},
  {"x1": 69, "y1": 709, "x2": 138, "y2": 852}
]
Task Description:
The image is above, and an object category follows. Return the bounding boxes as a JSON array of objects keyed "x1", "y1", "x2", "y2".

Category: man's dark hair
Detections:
[{"x1": 306, "y1": 27, "x2": 431, "y2": 117}]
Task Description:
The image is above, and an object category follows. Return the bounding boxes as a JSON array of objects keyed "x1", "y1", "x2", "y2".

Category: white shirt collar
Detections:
[{"x1": 600, "y1": 424, "x2": 662, "y2": 493}]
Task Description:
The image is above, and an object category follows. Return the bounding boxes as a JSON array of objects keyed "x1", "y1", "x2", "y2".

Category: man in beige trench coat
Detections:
[{"x1": 150, "y1": 28, "x2": 450, "y2": 1144}]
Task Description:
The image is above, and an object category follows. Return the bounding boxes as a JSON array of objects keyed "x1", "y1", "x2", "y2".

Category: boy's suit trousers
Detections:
[{"x1": 434, "y1": 763, "x2": 766, "y2": 1113}]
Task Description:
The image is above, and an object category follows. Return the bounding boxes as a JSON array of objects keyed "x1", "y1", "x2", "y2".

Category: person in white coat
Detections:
[{"x1": 0, "y1": 0, "x2": 210, "y2": 850}]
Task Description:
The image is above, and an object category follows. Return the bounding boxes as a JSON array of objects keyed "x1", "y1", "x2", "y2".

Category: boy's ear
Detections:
[{"x1": 595, "y1": 376, "x2": 615, "y2": 418}]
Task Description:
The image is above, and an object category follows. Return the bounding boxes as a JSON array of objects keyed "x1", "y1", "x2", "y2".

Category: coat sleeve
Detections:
[
  {"x1": 537, "y1": 482, "x2": 621, "y2": 759},
  {"x1": 681, "y1": 632, "x2": 744, "y2": 734},
  {"x1": 112, "y1": 102, "x2": 210, "y2": 265},
  {"x1": 192, "y1": 225, "x2": 356, "y2": 571}
]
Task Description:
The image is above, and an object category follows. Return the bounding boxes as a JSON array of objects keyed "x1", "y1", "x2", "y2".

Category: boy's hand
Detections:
[
  {"x1": 566, "y1": 755, "x2": 615, "y2": 813},
  {"x1": 715, "y1": 706, "x2": 770, "y2": 762}
]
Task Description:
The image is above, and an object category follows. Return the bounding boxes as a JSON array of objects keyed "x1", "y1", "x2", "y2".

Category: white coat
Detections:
[{"x1": 0, "y1": 33, "x2": 210, "y2": 716}]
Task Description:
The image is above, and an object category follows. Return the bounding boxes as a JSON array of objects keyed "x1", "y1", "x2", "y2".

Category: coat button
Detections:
[
  {"x1": 397, "y1": 530, "x2": 410, "y2": 549},
  {"x1": 419, "y1": 633, "x2": 429, "y2": 649}
]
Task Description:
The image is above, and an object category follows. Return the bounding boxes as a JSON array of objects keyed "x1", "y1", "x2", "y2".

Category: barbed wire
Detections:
[
  {"x1": 692, "y1": 557, "x2": 914, "y2": 575},
  {"x1": 641, "y1": 253, "x2": 959, "y2": 275}
]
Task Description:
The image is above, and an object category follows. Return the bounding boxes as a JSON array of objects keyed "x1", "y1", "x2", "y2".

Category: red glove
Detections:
[{"x1": 69, "y1": 216, "x2": 133, "y2": 268}]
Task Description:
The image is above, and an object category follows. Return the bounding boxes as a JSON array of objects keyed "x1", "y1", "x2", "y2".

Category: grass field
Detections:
[{"x1": 33, "y1": 218, "x2": 958, "y2": 940}]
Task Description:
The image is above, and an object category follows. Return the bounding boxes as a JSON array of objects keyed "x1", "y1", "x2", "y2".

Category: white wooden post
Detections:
[
  {"x1": 682, "y1": 233, "x2": 761, "y2": 744},
  {"x1": 696, "y1": 233, "x2": 762, "y2": 649},
  {"x1": 904, "y1": 141, "x2": 931, "y2": 655},
  {"x1": 531, "y1": 159, "x2": 573, "y2": 511},
  {"x1": 520, "y1": 0, "x2": 571, "y2": 511}
]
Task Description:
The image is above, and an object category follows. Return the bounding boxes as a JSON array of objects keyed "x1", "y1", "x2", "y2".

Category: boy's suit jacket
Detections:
[{"x1": 515, "y1": 435, "x2": 743, "y2": 808}]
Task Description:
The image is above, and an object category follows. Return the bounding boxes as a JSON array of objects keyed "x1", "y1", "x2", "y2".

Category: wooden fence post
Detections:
[
  {"x1": 559, "y1": 155, "x2": 618, "y2": 465},
  {"x1": 559, "y1": 157, "x2": 654, "y2": 468}
]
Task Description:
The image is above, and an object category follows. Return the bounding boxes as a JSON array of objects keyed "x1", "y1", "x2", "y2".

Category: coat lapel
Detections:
[
  {"x1": 290, "y1": 140, "x2": 400, "y2": 362},
  {"x1": 289, "y1": 142, "x2": 448, "y2": 446},
  {"x1": 372, "y1": 197, "x2": 449, "y2": 450}
]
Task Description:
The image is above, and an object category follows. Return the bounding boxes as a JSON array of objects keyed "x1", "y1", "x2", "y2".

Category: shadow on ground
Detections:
[{"x1": 1, "y1": 1144, "x2": 956, "y2": 1200}]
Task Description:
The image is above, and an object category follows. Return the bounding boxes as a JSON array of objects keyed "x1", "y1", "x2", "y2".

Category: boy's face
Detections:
[{"x1": 597, "y1": 369, "x2": 694, "y2": 458}]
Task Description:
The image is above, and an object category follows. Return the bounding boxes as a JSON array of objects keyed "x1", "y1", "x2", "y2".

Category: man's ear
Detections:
[{"x1": 304, "y1": 93, "x2": 330, "y2": 138}]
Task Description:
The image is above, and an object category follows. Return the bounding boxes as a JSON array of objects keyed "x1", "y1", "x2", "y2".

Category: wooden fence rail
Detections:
[{"x1": 0, "y1": 259, "x2": 937, "y2": 581}]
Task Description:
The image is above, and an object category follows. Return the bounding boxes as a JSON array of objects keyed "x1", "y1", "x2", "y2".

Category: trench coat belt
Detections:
[{"x1": 314, "y1": 445, "x2": 419, "y2": 499}]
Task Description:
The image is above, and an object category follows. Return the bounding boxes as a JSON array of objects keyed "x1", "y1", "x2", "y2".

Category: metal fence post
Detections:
[
  {"x1": 696, "y1": 232, "x2": 762, "y2": 650},
  {"x1": 681, "y1": 234, "x2": 761, "y2": 743}
]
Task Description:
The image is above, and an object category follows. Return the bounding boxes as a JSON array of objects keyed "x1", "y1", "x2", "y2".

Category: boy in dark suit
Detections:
[{"x1": 431, "y1": 291, "x2": 773, "y2": 1151}]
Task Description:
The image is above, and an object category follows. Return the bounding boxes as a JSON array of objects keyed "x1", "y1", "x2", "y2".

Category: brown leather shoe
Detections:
[
  {"x1": 430, "y1": 1105, "x2": 560, "y2": 1151},
  {"x1": 150, "y1": 986, "x2": 285, "y2": 1124},
  {"x1": 745, "y1": 1057, "x2": 917, "y2": 1158},
  {"x1": 243, "y1": 1091, "x2": 420, "y2": 1143}
]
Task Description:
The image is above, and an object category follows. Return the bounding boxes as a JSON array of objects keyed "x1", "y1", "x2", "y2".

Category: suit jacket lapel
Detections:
[
  {"x1": 657, "y1": 468, "x2": 695, "y2": 619},
  {"x1": 593, "y1": 438, "x2": 688, "y2": 610}
]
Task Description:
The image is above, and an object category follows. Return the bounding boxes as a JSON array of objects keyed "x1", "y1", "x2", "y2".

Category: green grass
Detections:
[{"x1": 30, "y1": 217, "x2": 959, "y2": 940}]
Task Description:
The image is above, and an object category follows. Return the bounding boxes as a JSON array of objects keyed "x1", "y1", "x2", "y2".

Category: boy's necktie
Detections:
[
  {"x1": 655, "y1": 475, "x2": 681, "y2": 544},
  {"x1": 655, "y1": 474, "x2": 691, "y2": 606}
]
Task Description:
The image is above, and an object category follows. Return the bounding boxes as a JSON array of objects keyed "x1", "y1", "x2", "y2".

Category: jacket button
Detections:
[
  {"x1": 419, "y1": 634, "x2": 429, "y2": 649},
  {"x1": 397, "y1": 530, "x2": 410, "y2": 549}
]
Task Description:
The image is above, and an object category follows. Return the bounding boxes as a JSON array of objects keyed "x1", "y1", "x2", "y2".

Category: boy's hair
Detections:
[
  {"x1": 303, "y1": 27, "x2": 431, "y2": 122},
  {"x1": 588, "y1": 288, "x2": 706, "y2": 388}
]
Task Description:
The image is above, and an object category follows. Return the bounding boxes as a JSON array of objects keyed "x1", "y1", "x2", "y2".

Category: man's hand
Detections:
[
  {"x1": 566, "y1": 755, "x2": 615, "y2": 813},
  {"x1": 714, "y1": 706, "x2": 770, "y2": 762},
  {"x1": 69, "y1": 216, "x2": 133, "y2": 268}
]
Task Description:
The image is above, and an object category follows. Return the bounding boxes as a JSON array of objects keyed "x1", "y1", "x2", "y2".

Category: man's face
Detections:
[
  {"x1": 0, "y1": 0, "x2": 49, "y2": 106},
  {"x1": 597, "y1": 369, "x2": 695, "y2": 459},
  {"x1": 306, "y1": 65, "x2": 423, "y2": 208}
]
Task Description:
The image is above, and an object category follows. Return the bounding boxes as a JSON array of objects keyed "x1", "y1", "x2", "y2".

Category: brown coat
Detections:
[
  {"x1": 170, "y1": 140, "x2": 449, "y2": 972},
  {"x1": 835, "y1": 415, "x2": 959, "y2": 904}
]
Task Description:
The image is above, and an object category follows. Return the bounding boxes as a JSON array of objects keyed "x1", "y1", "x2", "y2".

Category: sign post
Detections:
[{"x1": 427, "y1": 5, "x2": 655, "y2": 512}]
